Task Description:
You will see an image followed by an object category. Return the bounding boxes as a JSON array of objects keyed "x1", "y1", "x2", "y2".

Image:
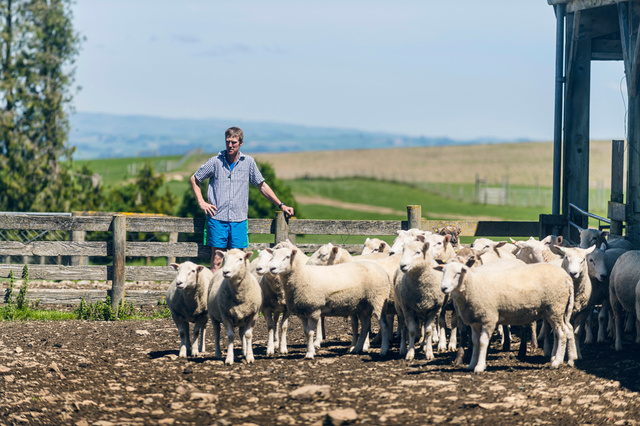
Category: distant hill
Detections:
[{"x1": 69, "y1": 112, "x2": 530, "y2": 160}]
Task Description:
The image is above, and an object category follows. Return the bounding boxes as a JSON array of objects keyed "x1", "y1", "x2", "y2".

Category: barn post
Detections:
[
  {"x1": 562, "y1": 10, "x2": 591, "y2": 243},
  {"x1": 552, "y1": 3, "x2": 566, "y2": 218},
  {"x1": 110, "y1": 214, "x2": 126, "y2": 310},
  {"x1": 619, "y1": 2, "x2": 640, "y2": 248},
  {"x1": 274, "y1": 211, "x2": 291, "y2": 244},
  {"x1": 69, "y1": 211, "x2": 86, "y2": 266},
  {"x1": 609, "y1": 140, "x2": 625, "y2": 237},
  {"x1": 166, "y1": 232, "x2": 178, "y2": 266},
  {"x1": 407, "y1": 205, "x2": 422, "y2": 230}
]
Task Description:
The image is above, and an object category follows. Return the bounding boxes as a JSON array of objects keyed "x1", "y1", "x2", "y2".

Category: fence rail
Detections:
[{"x1": 0, "y1": 206, "x2": 540, "y2": 307}]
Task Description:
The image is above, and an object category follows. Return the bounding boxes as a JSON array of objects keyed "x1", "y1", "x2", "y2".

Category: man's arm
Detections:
[
  {"x1": 257, "y1": 181, "x2": 294, "y2": 218},
  {"x1": 190, "y1": 174, "x2": 217, "y2": 217}
]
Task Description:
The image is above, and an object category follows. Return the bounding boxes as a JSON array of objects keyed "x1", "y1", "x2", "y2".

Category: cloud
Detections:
[
  {"x1": 198, "y1": 44, "x2": 253, "y2": 57},
  {"x1": 171, "y1": 34, "x2": 201, "y2": 44}
]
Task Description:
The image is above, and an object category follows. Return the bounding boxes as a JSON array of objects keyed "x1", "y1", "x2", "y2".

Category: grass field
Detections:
[{"x1": 75, "y1": 140, "x2": 620, "y2": 221}]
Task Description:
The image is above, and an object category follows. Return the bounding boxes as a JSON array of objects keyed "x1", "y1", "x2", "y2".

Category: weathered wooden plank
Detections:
[
  {"x1": 293, "y1": 243, "x2": 363, "y2": 255},
  {"x1": 421, "y1": 220, "x2": 539, "y2": 238},
  {"x1": 0, "y1": 289, "x2": 166, "y2": 305},
  {"x1": 0, "y1": 265, "x2": 108, "y2": 280},
  {"x1": 0, "y1": 215, "x2": 113, "y2": 232},
  {"x1": 288, "y1": 220, "x2": 404, "y2": 236},
  {"x1": 548, "y1": 0, "x2": 618, "y2": 14}
]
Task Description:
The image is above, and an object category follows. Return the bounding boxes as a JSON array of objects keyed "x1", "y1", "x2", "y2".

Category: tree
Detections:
[
  {"x1": 0, "y1": 0, "x2": 83, "y2": 212},
  {"x1": 107, "y1": 163, "x2": 176, "y2": 215}
]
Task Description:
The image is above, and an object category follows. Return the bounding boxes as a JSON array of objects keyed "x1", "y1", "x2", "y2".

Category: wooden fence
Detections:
[{"x1": 0, "y1": 206, "x2": 541, "y2": 307}]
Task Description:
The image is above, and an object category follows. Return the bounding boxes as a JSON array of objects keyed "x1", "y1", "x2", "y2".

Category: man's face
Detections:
[{"x1": 226, "y1": 136, "x2": 242, "y2": 156}]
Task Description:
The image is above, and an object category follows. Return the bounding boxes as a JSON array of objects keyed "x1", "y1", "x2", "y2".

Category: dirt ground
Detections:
[{"x1": 1, "y1": 311, "x2": 640, "y2": 426}]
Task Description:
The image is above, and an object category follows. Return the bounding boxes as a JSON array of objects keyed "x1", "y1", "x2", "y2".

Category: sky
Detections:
[{"x1": 72, "y1": 0, "x2": 629, "y2": 142}]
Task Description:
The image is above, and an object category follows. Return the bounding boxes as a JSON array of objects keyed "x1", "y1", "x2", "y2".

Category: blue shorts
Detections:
[{"x1": 205, "y1": 218, "x2": 248, "y2": 249}]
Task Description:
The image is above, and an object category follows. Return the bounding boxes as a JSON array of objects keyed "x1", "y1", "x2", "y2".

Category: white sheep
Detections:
[
  {"x1": 555, "y1": 245, "x2": 595, "y2": 360},
  {"x1": 254, "y1": 249, "x2": 290, "y2": 356},
  {"x1": 512, "y1": 237, "x2": 562, "y2": 264},
  {"x1": 395, "y1": 239, "x2": 446, "y2": 361},
  {"x1": 609, "y1": 250, "x2": 640, "y2": 351},
  {"x1": 166, "y1": 261, "x2": 215, "y2": 358},
  {"x1": 389, "y1": 228, "x2": 431, "y2": 255},
  {"x1": 439, "y1": 260, "x2": 576, "y2": 373},
  {"x1": 362, "y1": 237, "x2": 391, "y2": 255},
  {"x1": 207, "y1": 249, "x2": 262, "y2": 365},
  {"x1": 268, "y1": 244, "x2": 391, "y2": 359},
  {"x1": 579, "y1": 228, "x2": 635, "y2": 251},
  {"x1": 307, "y1": 242, "x2": 353, "y2": 266},
  {"x1": 470, "y1": 238, "x2": 518, "y2": 260}
]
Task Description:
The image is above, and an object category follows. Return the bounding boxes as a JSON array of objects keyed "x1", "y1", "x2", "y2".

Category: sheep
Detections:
[
  {"x1": 609, "y1": 250, "x2": 640, "y2": 351},
  {"x1": 438, "y1": 225, "x2": 462, "y2": 248},
  {"x1": 439, "y1": 260, "x2": 576, "y2": 373},
  {"x1": 579, "y1": 228, "x2": 635, "y2": 251},
  {"x1": 512, "y1": 237, "x2": 562, "y2": 264},
  {"x1": 362, "y1": 238, "x2": 391, "y2": 255},
  {"x1": 165, "y1": 261, "x2": 215, "y2": 358},
  {"x1": 470, "y1": 238, "x2": 518, "y2": 259},
  {"x1": 395, "y1": 239, "x2": 447, "y2": 361},
  {"x1": 207, "y1": 249, "x2": 262, "y2": 365},
  {"x1": 307, "y1": 243, "x2": 353, "y2": 266},
  {"x1": 586, "y1": 246, "x2": 627, "y2": 343},
  {"x1": 554, "y1": 245, "x2": 595, "y2": 360},
  {"x1": 254, "y1": 249, "x2": 290, "y2": 356},
  {"x1": 424, "y1": 233, "x2": 456, "y2": 263},
  {"x1": 389, "y1": 228, "x2": 431, "y2": 255},
  {"x1": 268, "y1": 244, "x2": 391, "y2": 359}
]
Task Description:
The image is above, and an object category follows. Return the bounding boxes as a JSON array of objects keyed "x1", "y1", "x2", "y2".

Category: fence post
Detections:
[
  {"x1": 274, "y1": 211, "x2": 291, "y2": 244},
  {"x1": 610, "y1": 140, "x2": 625, "y2": 236},
  {"x1": 167, "y1": 232, "x2": 178, "y2": 265},
  {"x1": 110, "y1": 214, "x2": 126, "y2": 310},
  {"x1": 407, "y1": 205, "x2": 422, "y2": 230},
  {"x1": 70, "y1": 211, "x2": 86, "y2": 266}
]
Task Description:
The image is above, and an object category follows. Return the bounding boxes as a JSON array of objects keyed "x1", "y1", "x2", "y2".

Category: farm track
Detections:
[{"x1": 1, "y1": 314, "x2": 639, "y2": 425}]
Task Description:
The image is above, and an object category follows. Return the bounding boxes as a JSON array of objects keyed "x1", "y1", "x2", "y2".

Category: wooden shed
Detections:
[{"x1": 544, "y1": 0, "x2": 640, "y2": 247}]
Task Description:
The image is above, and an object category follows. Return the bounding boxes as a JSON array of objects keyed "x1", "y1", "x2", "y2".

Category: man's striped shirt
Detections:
[{"x1": 193, "y1": 150, "x2": 264, "y2": 222}]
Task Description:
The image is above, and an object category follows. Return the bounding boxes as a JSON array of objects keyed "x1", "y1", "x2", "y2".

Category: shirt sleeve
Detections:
[
  {"x1": 194, "y1": 157, "x2": 216, "y2": 183},
  {"x1": 248, "y1": 158, "x2": 265, "y2": 186}
]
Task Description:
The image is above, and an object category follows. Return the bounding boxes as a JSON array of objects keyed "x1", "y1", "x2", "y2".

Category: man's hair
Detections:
[{"x1": 225, "y1": 127, "x2": 244, "y2": 143}]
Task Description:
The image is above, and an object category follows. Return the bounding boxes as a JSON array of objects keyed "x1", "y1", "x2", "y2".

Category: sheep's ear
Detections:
[
  {"x1": 365, "y1": 238, "x2": 371, "y2": 243},
  {"x1": 170, "y1": 263, "x2": 179, "y2": 271},
  {"x1": 196, "y1": 265, "x2": 205, "y2": 273},
  {"x1": 599, "y1": 242, "x2": 607, "y2": 251},
  {"x1": 601, "y1": 231, "x2": 610, "y2": 238},
  {"x1": 416, "y1": 234, "x2": 426, "y2": 243},
  {"x1": 290, "y1": 248, "x2": 298, "y2": 261},
  {"x1": 465, "y1": 256, "x2": 477, "y2": 268},
  {"x1": 555, "y1": 236, "x2": 564, "y2": 245},
  {"x1": 585, "y1": 245, "x2": 596, "y2": 254},
  {"x1": 433, "y1": 264, "x2": 444, "y2": 272},
  {"x1": 244, "y1": 251, "x2": 253, "y2": 260},
  {"x1": 495, "y1": 241, "x2": 507, "y2": 248},
  {"x1": 215, "y1": 250, "x2": 225, "y2": 258},
  {"x1": 509, "y1": 237, "x2": 517, "y2": 244},
  {"x1": 331, "y1": 246, "x2": 339, "y2": 254},
  {"x1": 266, "y1": 248, "x2": 273, "y2": 254},
  {"x1": 443, "y1": 234, "x2": 452, "y2": 243},
  {"x1": 422, "y1": 241, "x2": 431, "y2": 254}
]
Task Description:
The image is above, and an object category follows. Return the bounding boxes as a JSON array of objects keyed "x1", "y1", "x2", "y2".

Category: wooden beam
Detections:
[
  {"x1": 566, "y1": 11, "x2": 582, "y2": 98},
  {"x1": 630, "y1": 6, "x2": 640, "y2": 96},
  {"x1": 619, "y1": 2, "x2": 632, "y2": 82}
]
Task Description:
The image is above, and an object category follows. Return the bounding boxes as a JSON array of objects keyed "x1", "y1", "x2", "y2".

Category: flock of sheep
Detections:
[{"x1": 164, "y1": 226, "x2": 640, "y2": 373}]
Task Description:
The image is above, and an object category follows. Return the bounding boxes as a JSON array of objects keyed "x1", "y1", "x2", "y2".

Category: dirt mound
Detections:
[{"x1": 1, "y1": 317, "x2": 639, "y2": 425}]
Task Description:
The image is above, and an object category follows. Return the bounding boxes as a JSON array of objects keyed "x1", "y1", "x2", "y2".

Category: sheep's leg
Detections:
[
  {"x1": 624, "y1": 312, "x2": 635, "y2": 333},
  {"x1": 349, "y1": 315, "x2": 359, "y2": 353},
  {"x1": 314, "y1": 318, "x2": 323, "y2": 349},
  {"x1": 584, "y1": 311, "x2": 594, "y2": 344},
  {"x1": 597, "y1": 302, "x2": 609, "y2": 343},
  {"x1": 517, "y1": 325, "x2": 529, "y2": 360},
  {"x1": 468, "y1": 325, "x2": 481, "y2": 371},
  {"x1": 397, "y1": 312, "x2": 408, "y2": 357},
  {"x1": 305, "y1": 317, "x2": 317, "y2": 359},
  {"x1": 211, "y1": 319, "x2": 222, "y2": 359},
  {"x1": 474, "y1": 325, "x2": 493, "y2": 374},
  {"x1": 423, "y1": 317, "x2": 435, "y2": 361},
  {"x1": 279, "y1": 310, "x2": 290, "y2": 354},
  {"x1": 240, "y1": 325, "x2": 248, "y2": 357},
  {"x1": 377, "y1": 310, "x2": 390, "y2": 357},
  {"x1": 353, "y1": 313, "x2": 371, "y2": 354},
  {"x1": 549, "y1": 321, "x2": 567, "y2": 369},
  {"x1": 530, "y1": 321, "x2": 538, "y2": 349},
  {"x1": 264, "y1": 308, "x2": 276, "y2": 356},
  {"x1": 244, "y1": 321, "x2": 255, "y2": 364},
  {"x1": 448, "y1": 312, "x2": 459, "y2": 352},
  {"x1": 541, "y1": 320, "x2": 553, "y2": 358},
  {"x1": 406, "y1": 315, "x2": 418, "y2": 361},
  {"x1": 174, "y1": 316, "x2": 190, "y2": 358},
  {"x1": 572, "y1": 313, "x2": 585, "y2": 360},
  {"x1": 437, "y1": 312, "x2": 448, "y2": 353},
  {"x1": 223, "y1": 320, "x2": 236, "y2": 365},
  {"x1": 192, "y1": 317, "x2": 207, "y2": 356},
  {"x1": 274, "y1": 312, "x2": 281, "y2": 348},
  {"x1": 611, "y1": 296, "x2": 626, "y2": 351},
  {"x1": 500, "y1": 325, "x2": 511, "y2": 352}
]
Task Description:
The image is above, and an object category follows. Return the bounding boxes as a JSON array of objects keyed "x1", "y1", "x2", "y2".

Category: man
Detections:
[{"x1": 190, "y1": 127, "x2": 294, "y2": 272}]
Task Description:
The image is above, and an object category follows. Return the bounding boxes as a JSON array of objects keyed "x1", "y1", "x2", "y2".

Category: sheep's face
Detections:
[
  {"x1": 559, "y1": 246, "x2": 593, "y2": 279},
  {"x1": 440, "y1": 263, "x2": 465, "y2": 294},
  {"x1": 514, "y1": 240, "x2": 547, "y2": 264},
  {"x1": 587, "y1": 249, "x2": 608, "y2": 282},
  {"x1": 424, "y1": 234, "x2": 450, "y2": 260},
  {"x1": 579, "y1": 229, "x2": 603, "y2": 249},
  {"x1": 221, "y1": 249, "x2": 251, "y2": 280},
  {"x1": 172, "y1": 261, "x2": 198, "y2": 290},
  {"x1": 307, "y1": 244, "x2": 334, "y2": 266},
  {"x1": 362, "y1": 238, "x2": 389, "y2": 255},
  {"x1": 269, "y1": 247, "x2": 294, "y2": 275},
  {"x1": 399, "y1": 241, "x2": 429, "y2": 273},
  {"x1": 254, "y1": 250, "x2": 274, "y2": 277}
]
